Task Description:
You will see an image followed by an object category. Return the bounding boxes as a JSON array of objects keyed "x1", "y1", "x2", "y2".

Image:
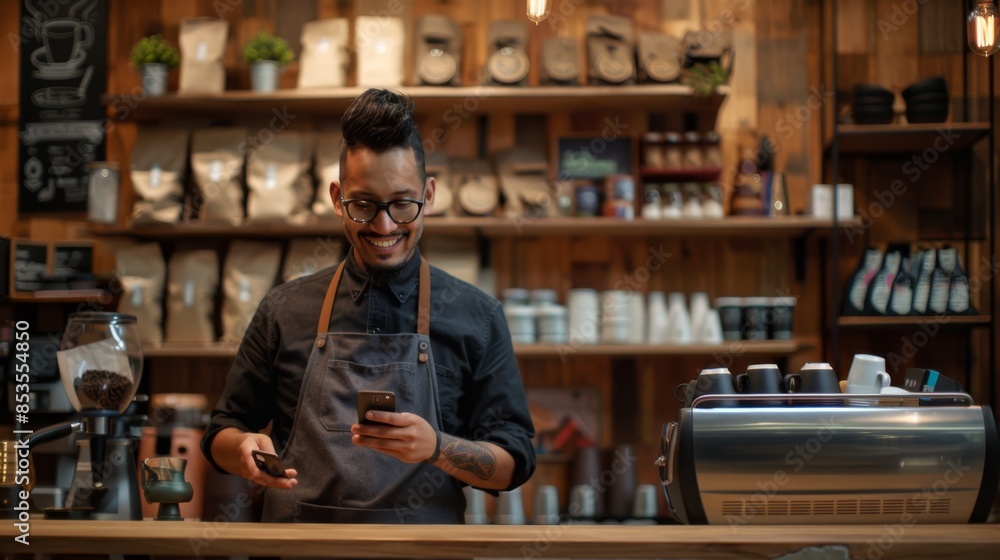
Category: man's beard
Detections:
[{"x1": 367, "y1": 259, "x2": 406, "y2": 285}]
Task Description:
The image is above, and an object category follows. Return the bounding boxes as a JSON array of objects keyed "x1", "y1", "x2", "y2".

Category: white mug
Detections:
[{"x1": 846, "y1": 354, "x2": 890, "y2": 393}]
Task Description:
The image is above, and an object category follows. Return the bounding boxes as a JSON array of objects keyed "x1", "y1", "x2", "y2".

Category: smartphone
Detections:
[
  {"x1": 357, "y1": 390, "x2": 396, "y2": 424},
  {"x1": 251, "y1": 450, "x2": 289, "y2": 478}
]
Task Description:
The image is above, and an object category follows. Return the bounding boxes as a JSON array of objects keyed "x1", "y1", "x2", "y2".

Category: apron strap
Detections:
[
  {"x1": 316, "y1": 257, "x2": 432, "y2": 338},
  {"x1": 316, "y1": 260, "x2": 348, "y2": 337}
]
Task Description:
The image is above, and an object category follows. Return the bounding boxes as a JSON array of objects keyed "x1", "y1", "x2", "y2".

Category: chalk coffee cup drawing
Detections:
[
  {"x1": 736, "y1": 363, "x2": 785, "y2": 406},
  {"x1": 846, "y1": 354, "x2": 891, "y2": 406},
  {"x1": 785, "y1": 362, "x2": 842, "y2": 405},
  {"x1": 42, "y1": 18, "x2": 93, "y2": 65}
]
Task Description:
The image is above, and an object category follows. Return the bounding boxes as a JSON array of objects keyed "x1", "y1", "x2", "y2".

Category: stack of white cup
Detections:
[
  {"x1": 601, "y1": 290, "x2": 632, "y2": 343},
  {"x1": 568, "y1": 289, "x2": 600, "y2": 345}
]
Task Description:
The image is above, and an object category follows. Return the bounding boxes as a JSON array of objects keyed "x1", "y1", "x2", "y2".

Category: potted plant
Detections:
[
  {"x1": 680, "y1": 61, "x2": 729, "y2": 97},
  {"x1": 130, "y1": 34, "x2": 180, "y2": 97},
  {"x1": 243, "y1": 32, "x2": 295, "y2": 92}
]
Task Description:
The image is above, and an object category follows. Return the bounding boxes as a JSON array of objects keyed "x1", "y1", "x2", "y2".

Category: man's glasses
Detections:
[{"x1": 340, "y1": 197, "x2": 425, "y2": 224}]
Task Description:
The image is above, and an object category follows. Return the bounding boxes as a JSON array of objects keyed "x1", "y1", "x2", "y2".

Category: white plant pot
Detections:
[
  {"x1": 141, "y1": 63, "x2": 169, "y2": 97},
  {"x1": 251, "y1": 61, "x2": 280, "y2": 92}
]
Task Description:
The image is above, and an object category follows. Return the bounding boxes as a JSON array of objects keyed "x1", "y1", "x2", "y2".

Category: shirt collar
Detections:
[{"x1": 342, "y1": 248, "x2": 421, "y2": 304}]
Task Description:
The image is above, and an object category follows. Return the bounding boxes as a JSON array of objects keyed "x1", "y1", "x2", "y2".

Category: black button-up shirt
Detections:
[{"x1": 202, "y1": 249, "x2": 536, "y2": 491}]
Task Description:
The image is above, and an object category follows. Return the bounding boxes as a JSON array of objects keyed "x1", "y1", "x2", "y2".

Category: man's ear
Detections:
[
  {"x1": 330, "y1": 180, "x2": 344, "y2": 217},
  {"x1": 422, "y1": 176, "x2": 436, "y2": 216}
]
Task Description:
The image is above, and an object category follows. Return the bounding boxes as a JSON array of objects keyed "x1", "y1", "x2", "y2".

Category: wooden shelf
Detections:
[
  {"x1": 142, "y1": 342, "x2": 242, "y2": 358},
  {"x1": 104, "y1": 85, "x2": 729, "y2": 118},
  {"x1": 829, "y1": 122, "x2": 990, "y2": 154},
  {"x1": 638, "y1": 167, "x2": 723, "y2": 181},
  {"x1": 87, "y1": 216, "x2": 858, "y2": 240},
  {"x1": 142, "y1": 339, "x2": 809, "y2": 359},
  {"x1": 4, "y1": 290, "x2": 111, "y2": 303},
  {"x1": 837, "y1": 315, "x2": 991, "y2": 328},
  {"x1": 515, "y1": 340, "x2": 808, "y2": 357}
]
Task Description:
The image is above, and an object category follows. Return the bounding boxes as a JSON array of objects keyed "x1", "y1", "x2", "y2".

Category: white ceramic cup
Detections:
[{"x1": 846, "y1": 354, "x2": 890, "y2": 393}]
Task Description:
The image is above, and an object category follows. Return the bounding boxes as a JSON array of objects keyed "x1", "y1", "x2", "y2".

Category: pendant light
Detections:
[
  {"x1": 969, "y1": 0, "x2": 1000, "y2": 56},
  {"x1": 527, "y1": 0, "x2": 552, "y2": 24}
]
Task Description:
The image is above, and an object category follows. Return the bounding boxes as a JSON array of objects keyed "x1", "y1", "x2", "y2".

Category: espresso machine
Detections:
[
  {"x1": 658, "y1": 392, "x2": 999, "y2": 525},
  {"x1": 29, "y1": 312, "x2": 144, "y2": 520}
]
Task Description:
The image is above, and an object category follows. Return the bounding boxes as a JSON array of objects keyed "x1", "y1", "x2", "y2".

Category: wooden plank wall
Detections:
[
  {"x1": 816, "y1": 0, "x2": 996, "y2": 406},
  {"x1": 10, "y1": 0, "x2": 993, "y2": 514}
]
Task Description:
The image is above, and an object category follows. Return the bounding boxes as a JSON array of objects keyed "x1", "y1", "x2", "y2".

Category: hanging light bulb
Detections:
[
  {"x1": 527, "y1": 0, "x2": 552, "y2": 24},
  {"x1": 968, "y1": 0, "x2": 1000, "y2": 56}
]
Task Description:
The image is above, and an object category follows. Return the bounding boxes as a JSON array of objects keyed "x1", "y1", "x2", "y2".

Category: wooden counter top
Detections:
[{"x1": 1, "y1": 521, "x2": 999, "y2": 558}]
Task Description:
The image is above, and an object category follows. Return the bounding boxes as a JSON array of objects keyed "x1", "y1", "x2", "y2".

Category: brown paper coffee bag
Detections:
[
  {"x1": 356, "y1": 16, "x2": 405, "y2": 87},
  {"x1": 298, "y1": 19, "x2": 349, "y2": 88},
  {"x1": 179, "y1": 18, "x2": 229, "y2": 93},
  {"x1": 116, "y1": 242, "x2": 166, "y2": 344},
  {"x1": 312, "y1": 126, "x2": 342, "y2": 216},
  {"x1": 166, "y1": 249, "x2": 218, "y2": 343},
  {"x1": 130, "y1": 128, "x2": 189, "y2": 224},
  {"x1": 247, "y1": 131, "x2": 312, "y2": 222},
  {"x1": 282, "y1": 237, "x2": 342, "y2": 283},
  {"x1": 191, "y1": 128, "x2": 247, "y2": 223},
  {"x1": 222, "y1": 240, "x2": 281, "y2": 342}
]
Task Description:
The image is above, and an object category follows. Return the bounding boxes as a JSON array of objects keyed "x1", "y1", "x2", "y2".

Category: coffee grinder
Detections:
[{"x1": 50, "y1": 312, "x2": 144, "y2": 520}]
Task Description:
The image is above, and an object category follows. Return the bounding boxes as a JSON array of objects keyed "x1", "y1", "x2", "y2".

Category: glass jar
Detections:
[
  {"x1": 682, "y1": 131, "x2": 704, "y2": 169},
  {"x1": 641, "y1": 132, "x2": 665, "y2": 168},
  {"x1": 663, "y1": 132, "x2": 683, "y2": 170},
  {"x1": 703, "y1": 130, "x2": 723, "y2": 169}
]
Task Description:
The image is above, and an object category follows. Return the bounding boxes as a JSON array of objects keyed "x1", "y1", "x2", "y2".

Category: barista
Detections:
[{"x1": 201, "y1": 88, "x2": 536, "y2": 524}]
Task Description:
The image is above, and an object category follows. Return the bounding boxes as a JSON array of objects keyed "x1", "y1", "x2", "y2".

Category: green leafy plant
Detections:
[
  {"x1": 243, "y1": 32, "x2": 295, "y2": 65},
  {"x1": 129, "y1": 34, "x2": 180, "y2": 69},
  {"x1": 681, "y1": 61, "x2": 728, "y2": 97}
]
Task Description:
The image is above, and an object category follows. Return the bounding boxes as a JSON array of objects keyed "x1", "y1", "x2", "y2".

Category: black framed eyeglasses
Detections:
[{"x1": 340, "y1": 197, "x2": 425, "y2": 224}]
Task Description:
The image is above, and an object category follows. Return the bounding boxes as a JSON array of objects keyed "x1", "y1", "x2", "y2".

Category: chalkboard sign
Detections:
[
  {"x1": 11, "y1": 240, "x2": 49, "y2": 293},
  {"x1": 52, "y1": 242, "x2": 93, "y2": 277},
  {"x1": 557, "y1": 136, "x2": 631, "y2": 180},
  {"x1": 18, "y1": 0, "x2": 108, "y2": 213}
]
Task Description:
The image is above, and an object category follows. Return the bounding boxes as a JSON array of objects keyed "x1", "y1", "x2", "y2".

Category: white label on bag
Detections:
[
  {"x1": 131, "y1": 284, "x2": 143, "y2": 307},
  {"x1": 265, "y1": 163, "x2": 277, "y2": 190},
  {"x1": 209, "y1": 160, "x2": 223, "y2": 183},
  {"x1": 183, "y1": 280, "x2": 196, "y2": 307},
  {"x1": 318, "y1": 38, "x2": 330, "y2": 52},
  {"x1": 150, "y1": 165, "x2": 161, "y2": 189},
  {"x1": 239, "y1": 278, "x2": 251, "y2": 302},
  {"x1": 196, "y1": 41, "x2": 208, "y2": 61}
]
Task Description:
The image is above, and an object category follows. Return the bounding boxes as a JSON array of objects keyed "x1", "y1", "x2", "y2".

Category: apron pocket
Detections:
[
  {"x1": 434, "y1": 364, "x2": 461, "y2": 430},
  {"x1": 294, "y1": 501, "x2": 404, "y2": 523},
  {"x1": 321, "y1": 360, "x2": 417, "y2": 432}
]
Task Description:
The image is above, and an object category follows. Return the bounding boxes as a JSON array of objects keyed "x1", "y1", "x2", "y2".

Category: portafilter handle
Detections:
[
  {"x1": 25, "y1": 420, "x2": 84, "y2": 447},
  {"x1": 655, "y1": 421, "x2": 685, "y2": 523}
]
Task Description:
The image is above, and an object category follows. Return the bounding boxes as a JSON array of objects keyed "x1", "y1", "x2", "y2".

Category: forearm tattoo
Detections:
[{"x1": 439, "y1": 434, "x2": 496, "y2": 480}]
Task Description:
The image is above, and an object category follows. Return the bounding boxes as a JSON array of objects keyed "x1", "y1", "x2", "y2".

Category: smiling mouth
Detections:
[{"x1": 364, "y1": 236, "x2": 402, "y2": 249}]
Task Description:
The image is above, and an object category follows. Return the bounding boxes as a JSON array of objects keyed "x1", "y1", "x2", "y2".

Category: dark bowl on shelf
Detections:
[
  {"x1": 903, "y1": 77, "x2": 947, "y2": 99},
  {"x1": 905, "y1": 101, "x2": 949, "y2": 113},
  {"x1": 854, "y1": 83, "x2": 894, "y2": 102},
  {"x1": 853, "y1": 111, "x2": 895, "y2": 125},
  {"x1": 904, "y1": 92, "x2": 949, "y2": 106},
  {"x1": 905, "y1": 108, "x2": 949, "y2": 123},
  {"x1": 853, "y1": 97, "x2": 895, "y2": 110}
]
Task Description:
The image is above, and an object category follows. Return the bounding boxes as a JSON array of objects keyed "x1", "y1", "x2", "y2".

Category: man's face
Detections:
[{"x1": 332, "y1": 146, "x2": 435, "y2": 275}]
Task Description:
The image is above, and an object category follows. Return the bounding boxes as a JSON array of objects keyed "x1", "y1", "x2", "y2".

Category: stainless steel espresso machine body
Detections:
[{"x1": 658, "y1": 394, "x2": 999, "y2": 525}]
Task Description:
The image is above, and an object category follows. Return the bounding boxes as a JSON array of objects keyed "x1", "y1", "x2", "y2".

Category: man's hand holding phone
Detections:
[
  {"x1": 239, "y1": 434, "x2": 297, "y2": 489},
  {"x1": 352, "y1": 390, "x2": 440, "y2": 464}
]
